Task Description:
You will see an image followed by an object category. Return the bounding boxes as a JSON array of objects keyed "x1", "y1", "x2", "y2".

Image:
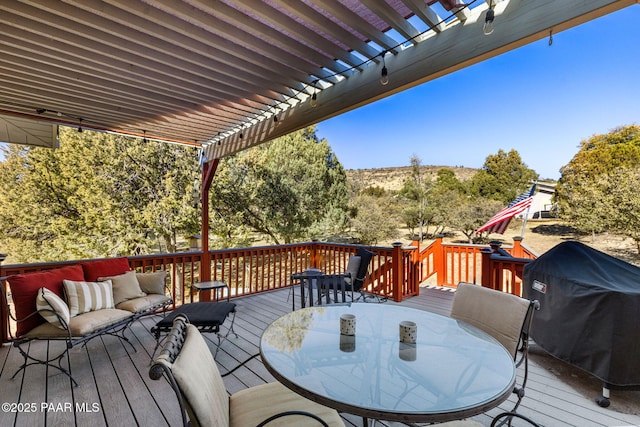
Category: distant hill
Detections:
[{"x1": 345, "y1": 165, "x2": 479, "y2": 192}]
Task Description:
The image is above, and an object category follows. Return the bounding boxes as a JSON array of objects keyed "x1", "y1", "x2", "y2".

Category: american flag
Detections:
[{"x1": 475, "y1": 184, "x2": 536, "y2": 235}]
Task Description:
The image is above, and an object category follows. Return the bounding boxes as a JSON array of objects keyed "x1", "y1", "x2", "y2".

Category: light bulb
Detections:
[
  {"x1": 380, "y1": 66, "x2": 389, "y2": 85},
  {"x1": 273, "y1": 115, "x2": 280, "y2": 127},
  {"x1": 483, "y1": 9, "x2": 495, "y2": 35},
  {"x1": 310, "y1": 91, "x2": 318, "y2": 108}
]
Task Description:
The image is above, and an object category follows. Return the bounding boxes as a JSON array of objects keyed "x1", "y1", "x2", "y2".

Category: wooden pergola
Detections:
[{"x1": 0, "y1": 0, "x2": 636, "y2": 280}]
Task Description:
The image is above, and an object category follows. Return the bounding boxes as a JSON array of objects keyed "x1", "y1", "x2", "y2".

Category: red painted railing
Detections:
[
  {"x1": 0, "y1": 239, "x2": 534, "y2": 343},
  {"x1": 415, "y1": 235, "x2": 537, "y2": 295}
]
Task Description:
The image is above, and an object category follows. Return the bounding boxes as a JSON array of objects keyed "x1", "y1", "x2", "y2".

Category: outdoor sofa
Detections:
[{"x1": 2, "y1": 257, "x2": 172, "y2": 384}]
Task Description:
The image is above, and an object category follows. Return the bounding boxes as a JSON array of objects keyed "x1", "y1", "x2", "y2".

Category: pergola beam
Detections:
[{"x1": 204, "y1": 0, "x2": 636, "y2": 162}]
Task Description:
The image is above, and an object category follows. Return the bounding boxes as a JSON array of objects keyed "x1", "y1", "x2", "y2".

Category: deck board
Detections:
[{"x1": 1, "y1": 285, "x2": 639, "y2": 427}]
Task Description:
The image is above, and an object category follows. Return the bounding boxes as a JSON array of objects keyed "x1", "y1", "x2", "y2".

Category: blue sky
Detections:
[{"x1": 316, "y1": 5, "x2": 640, "y2": 180}]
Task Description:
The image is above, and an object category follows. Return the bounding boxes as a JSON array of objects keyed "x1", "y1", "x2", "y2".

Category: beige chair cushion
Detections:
[
  {"x1": 230, "y1": 382, "x2": 345, "y2": 427},
  {"x1": 451, "y1": 282, "x2": 530, "y2": 358},
  {"x1": 26, "y1": 309, "x2": 134, "y2": 338},
  {"x1": 136, "y1": 271, "x2": 167, "y2": 295},
  {"x1": 171, "y1": 324, "x2": 230, "y2": 427},
  {"x1": 116, "y1": 294, "x2": 171, "y2": 314},
  {"x1": 98, "y1": 271, "x2": 146, "y2": 305},
  {"x1": 23, "y1": 322, "x2": 71, "y2": 339},
  {"x1": 67, "y1": 309, "x2": 133, "y2": 336}
]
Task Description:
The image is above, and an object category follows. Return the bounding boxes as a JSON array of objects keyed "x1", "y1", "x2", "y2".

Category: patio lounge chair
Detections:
[
  {"x1": 450, "y1": 283, "x2": 540, "y2": 427},
  {"x1": 149, "y1": 315, "x2": 345, "y2": 427},
  {"x1": 319, "y1": 248, "x2": 380, "y2": 303}
]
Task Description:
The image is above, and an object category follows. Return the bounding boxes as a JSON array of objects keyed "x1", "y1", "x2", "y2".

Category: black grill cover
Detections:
[{"x1": 523, "y1": 241, "x2": 640, "y2": 386}]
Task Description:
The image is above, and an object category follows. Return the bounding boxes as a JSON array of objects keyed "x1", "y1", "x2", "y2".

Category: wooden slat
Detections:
[{"x1": 1, "y1": 287, "x2": 639, "y2": 426}]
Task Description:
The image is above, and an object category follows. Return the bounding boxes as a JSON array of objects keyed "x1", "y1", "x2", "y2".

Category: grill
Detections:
[{"x1": 523, "y1": 241, "x2": 640, "y2": 407}]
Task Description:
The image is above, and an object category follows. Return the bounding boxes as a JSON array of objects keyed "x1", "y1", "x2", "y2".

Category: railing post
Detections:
[
  {"x1": 511, "y1": 236, "x2": 524, "y2": 257},
  {"x1": 392, "y1": 242, "x2": 403, "y2": 302},
  {"x1": 310, "y1": 239, "x2": 321, "y2": 269},
  {"x1": 481, "y1": 247, "x2": 495, "y2": 290},
  {"x1": 432, "y1": 235, "x2": 445, "y2": 286},
  {"x1": 411, "y1": 243, "x2": 420, "y2": 297}
]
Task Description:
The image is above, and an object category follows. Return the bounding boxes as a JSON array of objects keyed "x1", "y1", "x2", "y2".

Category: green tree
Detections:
[
  {"x1": 350, "y1": 193, "x2": 399, "y2": 245},
  {"x1": 555, "y1": 125, "x2": 640, "y2": 250},
  {"x1": 468, "y1": 149, "x2": 538, "y2": 204},
  {"x1": 399, "y1": 156, "x2": 431, "y2": 240},
  {"x1": 210, "y1": 127, "x2": 349, "y2": 244},
  {"x1": 448, "y1": 195, "x2": 505, "y2": 243},
  {"x1": 600, "y1": 167, "x2": 640, "y2": 253},
  {"x1": 0, "y1": 129, "x2": 200, "y2": 263}
]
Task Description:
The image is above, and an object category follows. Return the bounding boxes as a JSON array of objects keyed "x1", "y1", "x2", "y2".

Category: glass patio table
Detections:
[{"x1": 260, "y1": 304, "x2": 515, "y2": 425}]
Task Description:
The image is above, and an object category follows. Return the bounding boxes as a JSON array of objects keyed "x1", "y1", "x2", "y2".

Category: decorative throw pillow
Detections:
[
  {"x1": 136, "y1": 271, "x2": 167, "y2": 295},
  {"x1": 63, "y1": 279, "x2": 115, "y2": 317},
  {"x1": 98, "y1": 271, "x2": 146, "y2": 306},
  {"x1": 35, "y1": 287, "x2": 70, "y2": 329}
]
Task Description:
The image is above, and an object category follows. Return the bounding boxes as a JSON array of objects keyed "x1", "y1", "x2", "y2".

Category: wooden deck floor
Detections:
[{"x1": 1, "y1": 286, "x2": 639, "y2": 427}]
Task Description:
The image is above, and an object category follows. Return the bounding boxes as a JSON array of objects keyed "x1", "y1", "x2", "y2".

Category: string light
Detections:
[
  {"x1": 142, "y1": 130, "x2": 147, "y2": 143},
  {"x1": 483, "y1": 1, "x2": 495, "y2": 35},
  {"x1": 78, "y1": 118, "x2": 83, "y2": 133},
  {"x1": 380, "y1": 52, "x2": 389, "y2": 86},
  {"x1": 548, "y1": 29, "x2": 553, "y2": 46},
  {"x1": 310, "y1": 81, "x2": 318, "y2": 108}
]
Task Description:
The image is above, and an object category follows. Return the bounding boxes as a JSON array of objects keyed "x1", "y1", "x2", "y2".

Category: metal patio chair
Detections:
[
  {"x1": 149, "y1": 316, "x2": 345, "y2": 427},
  {"x1": 451, "y1": 283, "x2": 541, "y2": 427}
]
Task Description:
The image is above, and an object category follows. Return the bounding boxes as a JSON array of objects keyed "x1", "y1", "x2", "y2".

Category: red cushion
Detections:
[
  {"x1": 7, "y1": 264, "x2": 85, "y2": 336},
  {"x1": 80, "y1": 257, "x2": 131, "y2": 282}
]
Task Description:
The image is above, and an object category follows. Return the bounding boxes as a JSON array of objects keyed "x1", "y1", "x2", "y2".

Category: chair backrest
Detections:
[
  {"x1": 315, "y1": 273, "x2": 351, "y2": 305},
  {"x1": 450, "y1": 283, "x2": 532, "y2": 359},
  {"x1": 149, "y1": 316, "x2": 229, "y2": 427},
  {"x1": 352, "y1": 248, "x2": 374, "y2": 291}
]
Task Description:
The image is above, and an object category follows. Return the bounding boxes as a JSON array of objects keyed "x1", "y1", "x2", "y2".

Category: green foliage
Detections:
[
  {"x1": 448, "y1": 196, "x2": 505, "y2": 243},
  {"x1": 556, "y1": 125, "x2": 640, "y2": 251},
  {"x1": 468, "y1": 149, "x2": 538, "y2": 204},
  {"x1": 0, "y1": 129, "x2": 200, "y2": 262},
  {"x1": 210, "y1": 127, "x2": 349, "y2": 245},
  {"x1": 398, "y1": 159, "x2": 480, "y2": 239},
  {"x1": 349, "y1": 194, "x2": 399, "y2": 245},
  {"x1": 361, "y1": 185, "x2": 386, "y2": 197}
]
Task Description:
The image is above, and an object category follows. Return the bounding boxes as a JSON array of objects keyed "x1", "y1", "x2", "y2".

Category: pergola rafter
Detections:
[{"x1": 0, "y1": 0, "x2": 634, "y2": 154}]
